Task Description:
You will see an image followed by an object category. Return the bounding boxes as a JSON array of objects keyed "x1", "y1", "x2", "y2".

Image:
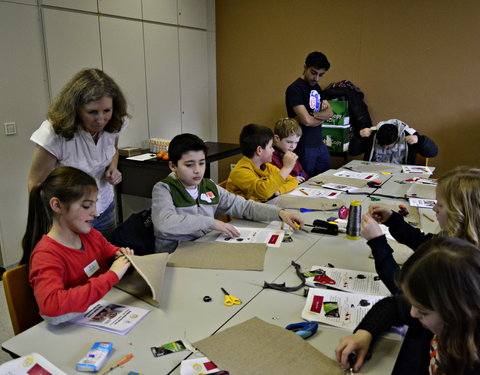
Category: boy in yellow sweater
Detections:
[{"x1": 226, "y1": 123, "x2": 298, "y2": 202}]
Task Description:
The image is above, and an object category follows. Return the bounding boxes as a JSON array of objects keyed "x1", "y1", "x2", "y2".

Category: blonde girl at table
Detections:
[
  {"x1": 28, "y1": 68, "x2": 130, "y2": 237},
  {"x1": 21, "y1": 166, "x2": 133, "y2": 325},
  {"x1": 360, "y1": 166, "x2": 480, "y2": 294}
]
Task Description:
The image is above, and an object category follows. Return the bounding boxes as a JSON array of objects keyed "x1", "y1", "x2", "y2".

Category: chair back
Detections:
[{"x1": 2, "y1": 264, "x2": 42, "y2": 335}]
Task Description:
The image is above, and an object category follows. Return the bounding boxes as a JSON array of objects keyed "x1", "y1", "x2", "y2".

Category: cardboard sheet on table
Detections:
[
  {"x1": 346, "y1": 163, "x2": 401, "y2": 174},
  {"x1": 115, "y1": 253, "x2": 168, "y2": 307},
  {"x1": 167, "y1": 241, "x2": 267, "y2": 270},
  {"x1": 310, "y1": 174, "x2": 368, "y2": 188},
  {"x1": 406, "y1": 183, "x2": 436, "y2": 200},
  {"x1": 194, "y1": 317, "x2": 340, "y2": 375},
  {"x1": 276, "y1": 195, "x2": 345, "y2": 210}
]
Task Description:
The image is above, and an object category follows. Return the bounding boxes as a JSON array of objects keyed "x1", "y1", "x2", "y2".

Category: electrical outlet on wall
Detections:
[{"x1": 4, "y1": 122, "x2": 16, "y2": 136}]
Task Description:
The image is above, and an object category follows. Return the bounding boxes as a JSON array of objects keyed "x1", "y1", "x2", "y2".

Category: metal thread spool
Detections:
[{"x1": 346, "y1": 200, "x2": 362, "y2": 240}]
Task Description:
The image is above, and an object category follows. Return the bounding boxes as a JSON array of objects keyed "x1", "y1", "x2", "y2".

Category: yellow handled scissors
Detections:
[{"x1": 221, "y1": 287, "x2": 242, "y2": 306}]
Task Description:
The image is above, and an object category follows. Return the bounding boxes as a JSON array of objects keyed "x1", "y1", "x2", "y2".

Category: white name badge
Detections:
[{"x1": 84, "y1": 259, "x2": 100, "y2": 277}]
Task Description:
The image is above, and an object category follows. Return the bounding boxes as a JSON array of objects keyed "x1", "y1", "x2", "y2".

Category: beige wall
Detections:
[{"x1": 216, "y1": 0, "x2": 480, "y2": 179}]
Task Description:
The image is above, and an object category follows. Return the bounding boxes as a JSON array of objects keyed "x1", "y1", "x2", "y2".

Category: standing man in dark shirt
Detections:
[{"x1": 285, "y1": 51, "x2": 333, "y2": 176}]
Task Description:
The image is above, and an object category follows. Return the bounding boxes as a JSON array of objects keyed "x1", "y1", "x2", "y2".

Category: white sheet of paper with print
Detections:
[
  {"x1": 305, "y1": 266, "x2": 390, "y2": 296},
  {"x1": 0, "y1": 353, "x2": 66, "y2": 375},
  {"x1": 126, "y1": 152, "x2": 157, "y2": 161},
  {"x1": 301, "y1": 288, "x2": 383, "y2": 330},
  {"x1": 334, "y1": 171, "x2": 378, "y2": 180},
  {"x1": 402, "y1": 165, "x2": 433, "y2": 174},
  {"x1": 409, "y1": 198, "x2": 437, "y2": 208},
  {"x1": 289, "y1": 187, "x2": 342, "y2": 199},
  {"x1": 215, "y1": 227, "x2": 284, "y2": 247},
  {"x1": 322, "y1": 183, "x2": 359, "y2": 193}
]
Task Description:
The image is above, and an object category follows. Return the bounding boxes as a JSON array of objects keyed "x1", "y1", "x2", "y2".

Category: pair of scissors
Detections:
[{"x1": 221, "y1": 288, "x2": 242, "y2": 306}]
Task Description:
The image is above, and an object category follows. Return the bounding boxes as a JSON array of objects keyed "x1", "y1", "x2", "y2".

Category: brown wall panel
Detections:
[{"x1": 216, "y1": 0, "x2": 480, "y2": 180}]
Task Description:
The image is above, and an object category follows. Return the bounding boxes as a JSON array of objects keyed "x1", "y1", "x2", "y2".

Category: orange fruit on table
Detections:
[
  {"x1": 162, "y1": 153, "x2": 169, "y2": 160},
  {"x1": 156, "y1": 151, "x2": 164, "y2": 158}
]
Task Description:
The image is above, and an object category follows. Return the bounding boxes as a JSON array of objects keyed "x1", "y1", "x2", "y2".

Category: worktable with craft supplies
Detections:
[
  {"x1": 115, "y1": 141, "x2": 241, "y2": 222},
  {"x1": 2, "y1": 161, "x2": 439, "y2": 374}
]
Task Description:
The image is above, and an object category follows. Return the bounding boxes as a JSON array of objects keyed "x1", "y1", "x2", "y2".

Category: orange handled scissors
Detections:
[{"x1": 221, "y1": 287, "x2": 242, "y2": 306}]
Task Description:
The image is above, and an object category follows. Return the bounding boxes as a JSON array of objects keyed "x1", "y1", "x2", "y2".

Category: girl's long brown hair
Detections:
[
  {"x1": 400, "y1": 237, "x2": 480, "y2": 374},
  {"x1": 21, "y1": 167, "x2": 98, "y2": 264}
]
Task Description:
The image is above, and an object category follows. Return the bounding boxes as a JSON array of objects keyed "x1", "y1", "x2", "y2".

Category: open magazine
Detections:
[{"x1": 72, "y1": 300, "x2": 149, "y2": 335}]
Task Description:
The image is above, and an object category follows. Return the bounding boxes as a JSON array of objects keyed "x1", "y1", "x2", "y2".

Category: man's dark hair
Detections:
[
  {"x1": 376, "y1": 124, "x2": 400, "y2": 146},
  {"x1": 168, "y1": 133, "x2": 208, "y2": 165},
  {"x1": 305, "y1": 51, "x2": 330, "y2": 71},
  {"x1": 239, "y1": 124, "x2": 274, "y2": 158}
]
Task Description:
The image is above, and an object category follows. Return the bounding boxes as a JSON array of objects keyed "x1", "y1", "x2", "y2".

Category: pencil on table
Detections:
[{"x1": 423, "y1": 213, "x2": 435, "y2": 222}]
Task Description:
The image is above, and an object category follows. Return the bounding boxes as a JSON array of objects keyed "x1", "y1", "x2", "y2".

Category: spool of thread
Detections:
[{"x1": 346, "y1": 200, "x2": 362, "y2": 240}]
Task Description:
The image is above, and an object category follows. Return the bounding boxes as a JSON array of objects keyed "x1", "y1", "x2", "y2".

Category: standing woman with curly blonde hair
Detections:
[{"x1": 28, "y1": 68, "x2": 130, "y2": 237}]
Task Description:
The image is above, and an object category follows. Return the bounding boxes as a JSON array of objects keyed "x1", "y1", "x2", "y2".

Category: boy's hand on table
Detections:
[
  {"x1": 279, "y1": 210, "x2": 304, "y2": 231},
  {"x1": 296, "y1": 175, "x2": 306, "y2": 184},
  {"x1": 213, "y1": 220, "x2": 241, "y2": 238}
]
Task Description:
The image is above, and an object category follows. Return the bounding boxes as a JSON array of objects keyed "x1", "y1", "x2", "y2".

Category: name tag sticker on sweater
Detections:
[{"x1": 84, "y1": 260, "x2": 100, "y2": 277}]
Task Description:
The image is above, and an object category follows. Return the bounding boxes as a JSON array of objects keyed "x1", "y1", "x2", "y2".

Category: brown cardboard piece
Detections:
[
  {"x1": 194, "y1": 317, "x2": 341, "y2": 375},
  {"x1": 406, "y1": 183, "x2": 436, "y2": 200},
  {"x1": 115, "y1": 253, "x2": 168, "y2": 307},
  {"x1": 167, "y1": 241, "x2": 267, "y2": 270},
  {"x1": 310, "y1": 174, "x2": 368, "y2": 188},
  {"x1": 276, "y1": 195, "x2": 345, "y2": 210}
]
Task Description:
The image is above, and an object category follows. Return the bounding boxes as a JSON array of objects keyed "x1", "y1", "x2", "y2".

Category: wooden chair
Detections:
[
  {"x1": 2, "y1": 264, "x2": 42, "y2": 335},
  {"x1": 217, "y1": 180, "x2": 232, "y2": 222}
]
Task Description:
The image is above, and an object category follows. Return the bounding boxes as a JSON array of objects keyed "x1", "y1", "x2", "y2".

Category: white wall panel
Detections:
[
  {"x1": 178, "y1": 0, "x2": 207, "y2": 29},
  {"x1": 0, "y1": 2, "x2": 49, "y2": 267},
  {"x1": 41, "y1": 0, "x2": 97, "y2": 12},
  {"x1": 100, "y1": 17, "x2": 148, "y2": 148},
  {"x1": 43, "y1": 8, "x2": 102, "y2": 98},
  {"x1": 144, "y1": 23, "x2": 182, "y2": 140},
  {"x1": 98, "y1": 0, "x2": 142, "y2": 19},
  {"x1": 142, "y1": 0, "x2": 177, "y2": 24},
  {"x1": 179, "y1": 28, "x2": 209, "y2": 139}
]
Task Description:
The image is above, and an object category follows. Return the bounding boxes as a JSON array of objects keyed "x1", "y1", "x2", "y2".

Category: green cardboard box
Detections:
[
  {"x1": 320, "y1": 100, "x2": 350, "y2": 152},
  {"x1": 322, "y1": 124, "x2": 351, "y2": 152},
  {"x1": 322, "y1": 100, "x2": 349, "y2": 126}
]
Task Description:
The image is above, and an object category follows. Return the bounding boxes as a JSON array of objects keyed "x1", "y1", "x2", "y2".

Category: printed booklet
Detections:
[{"x1": 72, "y1": 300, "x2": 149, "y2": 335}]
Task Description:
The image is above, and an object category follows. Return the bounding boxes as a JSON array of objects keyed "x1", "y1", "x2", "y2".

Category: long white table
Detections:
[{"x1": 2, "y1": 163, "x2": 438, "y2": 374}]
